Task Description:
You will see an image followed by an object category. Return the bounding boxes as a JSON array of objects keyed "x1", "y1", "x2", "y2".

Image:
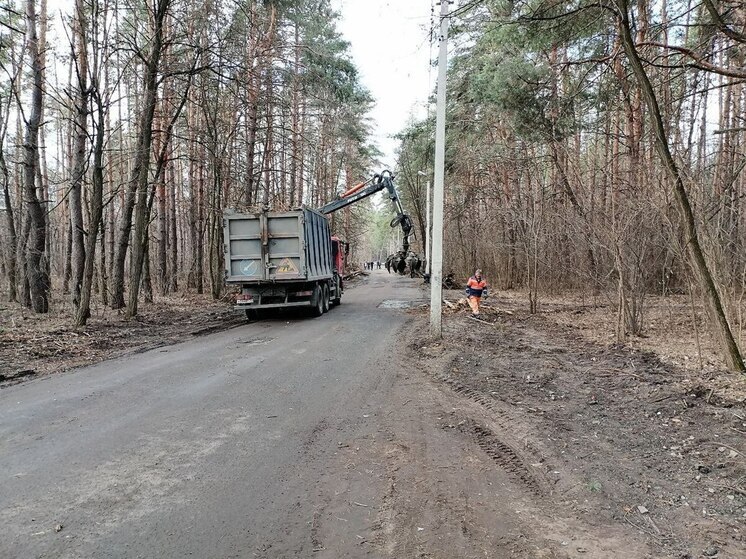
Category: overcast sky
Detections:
[{"x1": 333, "y1": 0, "x2": 436, "y2": 171}]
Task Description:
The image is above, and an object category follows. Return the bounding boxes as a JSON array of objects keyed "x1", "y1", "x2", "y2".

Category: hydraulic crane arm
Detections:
[{"x1": 318, "y1": 170, "x2": 414, "y2": 253}]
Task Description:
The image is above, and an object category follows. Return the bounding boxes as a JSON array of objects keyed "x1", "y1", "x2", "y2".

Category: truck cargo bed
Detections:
[{"x1": 224, "y1": 208, "x2": 333, "y2": 284}]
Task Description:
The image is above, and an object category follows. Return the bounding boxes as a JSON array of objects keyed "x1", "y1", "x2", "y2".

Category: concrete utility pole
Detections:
[
  {"x1": 418, "y1": 171, "x2": 431, "y2": 276},
  {"x1": 430, "y1": 0, "x2": 451, "y2": 338},
  {"x1": 425, "y1": 178, "x2": 431, "y2": 275}
]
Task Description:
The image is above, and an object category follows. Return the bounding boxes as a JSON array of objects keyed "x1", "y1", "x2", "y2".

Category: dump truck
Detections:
[
  {"x1": 224, "y1": 170, "x2": 413, "y2": 319},
  {"x1": 224, "y1": 207, "x2": 346, "y2": 318}
]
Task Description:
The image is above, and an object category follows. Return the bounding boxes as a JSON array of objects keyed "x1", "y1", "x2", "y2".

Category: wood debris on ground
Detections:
[
  {"x1": 442, "y1": 298, "x2": 512, "y2": 316},
  {"x1": 343, "y1": 269, "x2": 368, "y2": 280}
]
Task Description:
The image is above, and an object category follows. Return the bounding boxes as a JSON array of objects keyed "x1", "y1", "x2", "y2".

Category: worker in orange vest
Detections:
[{"x1": 466, "y1": 269, "x2": 488, "y2": 318}]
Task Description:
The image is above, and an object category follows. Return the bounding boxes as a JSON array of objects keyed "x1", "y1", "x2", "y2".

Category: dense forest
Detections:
[
  {"x1": 396, "y1": 0, "x2": 746, "y2": 371},
  {"x1": 2, "y1": 0, "x2": 746, "y2": 371},
  {"x1": 0, "y1": 0, "x2": 375, "y2": 326}
]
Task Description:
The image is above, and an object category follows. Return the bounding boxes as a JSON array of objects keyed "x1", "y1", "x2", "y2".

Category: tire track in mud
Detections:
[
  {"x1": 407, "y1": 316, "x2": 680, "y2": 558},
  {"x1": 432, "y1": 370, "x2": 546, "y2": 463},
  {"x1": 407, "y1": 325, "x2": 556, "y2": 499},
  {"x1": 434, "y1": 371, "x2": 500, "y2": 411},
  {"x1": 420, "y1": 366, "x2": 550, "y2": 498},
  {"x1": 371, "y1": 477, "x2": 398, "y2": 555},
  {"x1": 458, "y1": 418, "x2": 547, "y2": 497}
]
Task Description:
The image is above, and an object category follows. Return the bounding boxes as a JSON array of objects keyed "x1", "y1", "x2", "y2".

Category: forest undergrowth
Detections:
[
  {"x1": 409, "y1": 288, "x2": 746, "y2": 557},
  {"x1": 0, "y1": 292, "x2": 243, "y2": 385}
]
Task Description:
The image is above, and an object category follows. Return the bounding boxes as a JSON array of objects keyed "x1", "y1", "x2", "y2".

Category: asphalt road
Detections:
[{"x1": 0, "y1": 271, "x2": 425, "y2": 558}]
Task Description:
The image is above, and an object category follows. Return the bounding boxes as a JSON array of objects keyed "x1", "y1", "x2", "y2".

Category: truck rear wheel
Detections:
[
  {"x1": 310, "y1": 285, "x2": 324, "y2": 317},
  {"x1": 322, "y1": 284, "x2": 330, "y2": 313}
]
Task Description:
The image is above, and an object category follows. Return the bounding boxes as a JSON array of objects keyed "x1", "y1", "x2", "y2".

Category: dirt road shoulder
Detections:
[{"x1": 394, "y1": 298, "x2": 745, "y2": 558}]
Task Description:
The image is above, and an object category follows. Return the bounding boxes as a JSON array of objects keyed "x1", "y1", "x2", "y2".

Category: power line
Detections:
[{"x1": 445, "y1": 0, "x2": 485, "y2": 19}]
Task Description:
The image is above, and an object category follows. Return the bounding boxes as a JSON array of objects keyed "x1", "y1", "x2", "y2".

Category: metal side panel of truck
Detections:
[{"x1": 224, "y1": 208, "x2": 333, "y2": 284}]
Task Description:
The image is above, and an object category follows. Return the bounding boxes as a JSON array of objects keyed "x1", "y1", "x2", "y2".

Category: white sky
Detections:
[{"x1": 333, "y1": 0, "x2": 436, "y2": 170}]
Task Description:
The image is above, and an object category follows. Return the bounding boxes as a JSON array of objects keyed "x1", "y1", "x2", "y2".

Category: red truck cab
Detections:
[{"x1": 331, "y1": 236, "x2": 347, "y2": 275}]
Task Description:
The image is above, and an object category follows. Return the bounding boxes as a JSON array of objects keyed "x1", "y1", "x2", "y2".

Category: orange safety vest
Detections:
[{"x1": 467, "y1": 276, "x2": 487, "y2": 297}]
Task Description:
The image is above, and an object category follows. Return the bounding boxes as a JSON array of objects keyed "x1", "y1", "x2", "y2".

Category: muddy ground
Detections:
[
  {"x1": 401, "y1": 291, "x2": 745, "y2": 558},
  {"x1": 0, "y1": 294, "x2": 245, "y2": 385}
]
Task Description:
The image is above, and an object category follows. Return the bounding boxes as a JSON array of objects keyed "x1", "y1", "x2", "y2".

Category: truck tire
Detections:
[
  {"x1": 311, "y1": 285, "x2": 324, "y2": 317},
  {"x1": 245, "y1": 308, "x2": 261, "y2": 321},
  {"x1": 322, "y1": 284, "x2": 330, "y2": 313}
]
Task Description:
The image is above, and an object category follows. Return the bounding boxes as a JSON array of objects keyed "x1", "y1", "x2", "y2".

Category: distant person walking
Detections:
[{"x1": 466, "y1": 269, "x2": 487, "y2": 318}]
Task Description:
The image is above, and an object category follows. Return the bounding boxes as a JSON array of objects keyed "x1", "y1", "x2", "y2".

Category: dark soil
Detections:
[
  {"x1": 0, "y1": 294, "x2": 243, "y2": 386},
  {"x1": 407, "y1": 292, "x2": 746, "y2": 558}
]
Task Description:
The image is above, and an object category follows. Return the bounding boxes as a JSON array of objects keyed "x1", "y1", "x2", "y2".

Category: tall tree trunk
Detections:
[
  {"x1": 0, "y1": 147, "x2": 17, "y2": 302},
  {"x1": 262, "y1": 65, "x2": 274, "y2": 206},
  {"x1": 18, "y1": 215, "x2": 32, "y2": 308},
  {"x1": 117, "y1": 0, "x2": 169, "y2": 316},
  {"x1": 616, "y1": 0, "x2": 745, "y2": 372},
  {"x1": 24, "y1": 0, "x2": 50, "y2": 313},
  {"x1": 70, "y1": 0, "x2": 90, "y2": 311},
  {"x1": 155, "y1": 73, "x2": 170, "y2": 295},
  {"x1": 196, "y1": 146, "x2": 205, "y2": 294},
  {"x1": 142, "y1": 230, "x2": 153, "y2": 304},
  {"x1": 244, "y1": 10, "x2": 260, "y2": 207},
  {"x1": 75, "y1": 98, "x2": 105, "y2": 326},
  {"x1": 99, "y1": 223, "x2": 107, "y2": 306},
  {"x1": 289, "y1": 18, "x2": 300, "y2": 207},
  {"x1": 187, "y1": 103, "x2": 198, "y2": 290},
  {"x1": 168, "y1": 155, "x2": 178, "y2": 292},
  {"x1": 208, "y1": 170, "x2": 222, "y2": 300},
  {"x1": 156, "y1": 138, "x2": 168, "y2": 294},
  {"x1": 62, "y1": 218, "x2": 72, "y2": 293},
  {"x1": 245, "y1": 76, "x2": 260, "y2": 205},
  {"x1": 297, "y1": 99, "x2": 305, "y2": 206},
  {"x1": 38, "y1": 0, "x2": 50, "y2": 284},
  {"x1": 110, "y1": 138, "x2": 139, "y2": 308}
]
